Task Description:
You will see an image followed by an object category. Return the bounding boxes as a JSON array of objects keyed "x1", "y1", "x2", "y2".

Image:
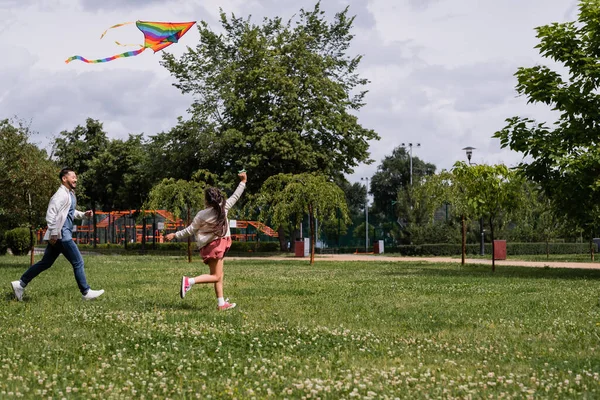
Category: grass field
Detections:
[{"x1": 1, "y1": 254, "x2": 600, "y2": 399}]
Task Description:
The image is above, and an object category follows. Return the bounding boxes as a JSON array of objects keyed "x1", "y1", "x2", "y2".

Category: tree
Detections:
[
  {"x1": 162, "y1": 2, "x2": 379, "y2": 193},
  {"x1": 258, "y1": 173, "x2": 350, "y2": 264},
  {"x1": 146, "y1": 118, "x2": 223, "y2": 182},
  {"x1": 0, "y1": 118, "x2": 56, "y2": 264},
  {"x1": 352, "y1": 222, "x2": 374, "y2": 244},
  {"x1": 452, "y1": 162, "x2": 524, "y2": 271},
  {"x1": 494, "y1": 0, "x2": 600, "y2": 256},
  {"x1": 86, "y1": 135, "x2": 155, "y2": 247},
  {"x1": 146, "y1": 171, "x2": 218, "y2": 262},
  {"x1": 52, "y1": 118, "x2": 109, "y2": 248},
  {"x1": 505, "y1": 181, "x2": 567, "y2": 258},
  {"x1": 370, "y1": 146, "x2": 436, "y2": 219},
  {"x1": 88, "y1": 135, "x2": 154, "y2": 210},
  {"x1": 403, "y1": 172, "x2": 460, "y2": 246}
]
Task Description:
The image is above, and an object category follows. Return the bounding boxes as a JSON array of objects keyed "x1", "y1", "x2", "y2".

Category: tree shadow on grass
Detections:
[
  {"x1": 382, "y1": 263, "x2": 600, "y2": 281},
  {"x1": 0, "y1": 261, "x2": 29, "y2": 269}
]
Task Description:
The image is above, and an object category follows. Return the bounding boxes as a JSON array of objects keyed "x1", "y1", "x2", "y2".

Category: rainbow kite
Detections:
[{"x1": 65, "y1": 20, "x2": 196, "y2": 64}]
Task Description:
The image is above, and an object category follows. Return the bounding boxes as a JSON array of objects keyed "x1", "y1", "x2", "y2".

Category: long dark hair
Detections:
[{"x1": 204, "y1": 187, "x2": 227, "y2": 236}]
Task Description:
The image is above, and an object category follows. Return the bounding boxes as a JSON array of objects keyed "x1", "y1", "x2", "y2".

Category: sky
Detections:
[{"x1": 0, "y1": 0, "x2": 579, "y2": 184}]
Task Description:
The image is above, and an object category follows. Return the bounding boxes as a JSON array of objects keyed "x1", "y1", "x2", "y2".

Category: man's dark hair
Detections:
[{"x1": 59, "y1": 168, "x2": 74, "y2": 181}]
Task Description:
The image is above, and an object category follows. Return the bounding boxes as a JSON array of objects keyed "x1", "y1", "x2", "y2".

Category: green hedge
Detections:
[
  {"x1": 229, "y1": 241, "x2": 279, "y2": 253},
  {"x1": 379, "y1": 242, "x2": 598, "y2": 256},
  {"x1": 74, "y1": 241, "x2": 281, "y2": 254},
  {"x1": 5, "y1": 227, "x2": 31, "y2": 256}
]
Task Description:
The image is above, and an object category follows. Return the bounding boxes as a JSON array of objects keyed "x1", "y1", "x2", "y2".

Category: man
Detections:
[{"x1": 10, "y1": 168, "x2": 104, "y2": 301}]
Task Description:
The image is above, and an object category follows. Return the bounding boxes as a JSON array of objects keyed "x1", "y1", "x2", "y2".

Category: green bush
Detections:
[
  {"x1": 409, "y1": 223, "x2": 462, "y2": 245},
  {"x1": 382, "y1": 242, "x2": 597, "y2": 256},
  {"x1": 127, "y1": 242, "x2": 189, "y2": 251},
  {"x1": 5, "y1": 227, "x2": 31, "y2": 256},
  {"x1": 229, "y1": 241, "x2": 280, "y2": 253},
  {"x1": 72, "y1": 240, "x2": 282, "y2": 254}
]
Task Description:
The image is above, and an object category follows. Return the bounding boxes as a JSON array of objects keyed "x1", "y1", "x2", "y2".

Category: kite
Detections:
[{"x1": 65, "y1": 20, "x2": 196, "y2": 64}]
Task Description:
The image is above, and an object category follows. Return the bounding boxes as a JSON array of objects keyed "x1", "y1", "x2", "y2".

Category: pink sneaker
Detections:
[
  {"x1": 180, "y1": 276, "x2": 191, "y2": 299},
  {"x1": 217, "y1": 299, "x2": 236, "y2": 311}
]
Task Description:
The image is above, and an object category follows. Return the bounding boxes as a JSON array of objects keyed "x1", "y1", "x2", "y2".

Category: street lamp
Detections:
[
  {"x1": 401, "y1": 143, "x2": 421, "y2": 185},
  {"x1": 462, "y1": 146, "x2": 476, "y2": 165},
  {"x1": 462, "y1": 146, "x2": 485, "y2": 256},
  {"x1": 361, "y1": 177, "x2": 369, "y2": 253}
]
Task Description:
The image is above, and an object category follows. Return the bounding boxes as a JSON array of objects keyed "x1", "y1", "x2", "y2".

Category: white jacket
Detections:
[
  {"x1": 175, "y1": 182, "x2": 246, "y2": 249},
  {"x1": 43, "y1": 185, "x2": 86, "y2": 241}
]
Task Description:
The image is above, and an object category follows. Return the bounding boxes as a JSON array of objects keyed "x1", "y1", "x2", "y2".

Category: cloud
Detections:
[
  {"x1": 1, "y1": 61, "x2": 190, "y2": 149},
  {"x1": 217, "y1": 0, "x2": 376, "y2": 29},
  {"x1": 407, "y1": 0, "x2": 441, "y2": 12},
  {"x1": 78, "y1": 0, "x2": 180, "y2": 12},
  {"x1": 1, "y1": 0, "x2": 579, "y2": 184}
]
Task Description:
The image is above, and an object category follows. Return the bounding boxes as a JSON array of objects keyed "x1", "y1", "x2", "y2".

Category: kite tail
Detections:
[
  {"x1": 114, "y1": 41, "x2": 144, "y2": 48},
  {"x1": 100, "y1": 21, "x2": 135, "y2": 39},
  {"x1": 64, "y1": 47, "x2": 146, "y2": 64}
]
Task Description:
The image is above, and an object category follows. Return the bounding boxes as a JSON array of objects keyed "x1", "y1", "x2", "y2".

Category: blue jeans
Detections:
[{"x1": 20, "y1": 240, "x2": 90, "y2": 295}]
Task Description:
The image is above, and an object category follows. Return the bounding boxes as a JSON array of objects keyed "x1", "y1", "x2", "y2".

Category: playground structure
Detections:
[{"x1": 36, "y1": 210, "x2": 278, "y2": 245}]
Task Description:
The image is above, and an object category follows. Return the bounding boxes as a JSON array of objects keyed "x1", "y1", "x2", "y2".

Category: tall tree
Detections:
[
  {"x1": 0, "y1": 118, "x2": 56, "y2": 263},
  {"x1": 89, "y1": 134, "x2": 154, "y2": 212},
  {"x1": 452, "y1": 162, "x2": 523, "y2": 271},
  {"x1": 258, "y1": 173, "x2": 350, "y2": 264},
  {"x1": 146, "y1": 118, "x2": 222, "y2": 182},
  {"x1": 494, "y1": 0, "x2": 600, "y2": 251},
  {"x1": 146, "y1": 171, "x2": 218, "y2": 262},
  {"x1": 52, "y1": 118, "x2": 109, "y2": 247},
  {"x1": 162, "y1": 2, "x2": 379, "y2": 193},
  {"x1": 370, "y1": 146, "x2": 436, "y2": 220}
]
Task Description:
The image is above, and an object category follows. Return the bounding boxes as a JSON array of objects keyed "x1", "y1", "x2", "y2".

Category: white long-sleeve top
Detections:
[
  {"x1": 43, "y1": 185, "x2": 86, "y2": 240},
  {"x1": 174, "y1": 181, "x2": 246, "y2": 249}
]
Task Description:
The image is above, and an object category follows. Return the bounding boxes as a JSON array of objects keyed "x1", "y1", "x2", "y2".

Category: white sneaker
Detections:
[
  {"x1": 11, "y1": 281, "x2": 24, "y2": 301},
  {"x1": 82, "y1": 289, "x2": 104, "y2": 300}
]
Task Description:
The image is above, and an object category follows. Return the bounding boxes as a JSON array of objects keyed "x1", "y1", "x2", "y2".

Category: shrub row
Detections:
[
  {"x1": 332, "y1": 242, "x2": 598, "y2": 256},
  {"x1": 73, "y1": 241, "x2": 281, "y2": 253}
]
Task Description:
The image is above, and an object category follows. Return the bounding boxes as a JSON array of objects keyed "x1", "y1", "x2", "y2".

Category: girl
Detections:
[{"x1": 165, "y1": 171, "x2": 247, "y2": 311}]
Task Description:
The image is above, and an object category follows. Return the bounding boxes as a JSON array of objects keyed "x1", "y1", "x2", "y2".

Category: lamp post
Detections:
[
  {"x1": 462, "y1": 146, "x2": 485, "y2": 256},
  {"x1": 361, "y1": 177, "x2": 369, "y2": 253},
  {"x1": 401, "y1": 142, "x2": 421, "y2": 185},
  {"x1": 462, "y1": 146, "x2": 475, "y2": 165}
]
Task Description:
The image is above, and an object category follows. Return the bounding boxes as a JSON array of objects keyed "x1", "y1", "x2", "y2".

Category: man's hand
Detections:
[
  {"x1": 49, "y1": 235, "x2": 58, "y2": 245},
  {"x1": 238, "y1": 171, "x2": 247, "y2": 182},
  {"x1": 165, "y1": 233, "x2": 176, "y2": 241},
  {"x1": 84, "y1": 210, "x2": 93, "y2": 218}
]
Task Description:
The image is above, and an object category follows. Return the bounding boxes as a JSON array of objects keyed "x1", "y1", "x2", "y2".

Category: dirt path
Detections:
[{"x1": 230, "y1": 254, "x2": 600, "y2": 270}]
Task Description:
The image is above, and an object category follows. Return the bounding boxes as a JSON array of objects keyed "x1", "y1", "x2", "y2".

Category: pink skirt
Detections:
[{"x1": 200, "y1": 236, "x2": 232, "y2": 264}]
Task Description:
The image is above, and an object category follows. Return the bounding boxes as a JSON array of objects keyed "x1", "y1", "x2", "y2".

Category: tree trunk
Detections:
[
  {"x1": 309, "y1": 205, "x2": 315, "y2": 264},
  {"x1": 278, "y1": 225, "x2": 286, "y2": 252},
  {"x1": 124, "y1": 214, "x2": 128, "y2": 250},
  {"x1": 92, "y1": 202, "x2": 97, "y2": 249},
  {"x1": 489, "y1": 216, "x2": 495, "y2": 273},
  {"x1": 591, "y1": 236, "x2": 595, "y2": 262},
  {"x1": 29, "y1": 226, "x2": 35, "y2": 266},
  {"x1": 28, "y1": 192, "x2": 35, "y2": 266},
  {"x1": 546, "y1": 239, "x2": 549, "y2": 260},
  {"x1": 461, "y1": 215, "x2": 466, "y2": 266},
  {"x1": 142, "y1": 216, "x2": 146, "y2": 252},
  {"x1": 153, "y1": 213, "x2": 157, "y2": 250},
  {"x1": 187, "y1": 208, "x2": 192, "y2": 263}
]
